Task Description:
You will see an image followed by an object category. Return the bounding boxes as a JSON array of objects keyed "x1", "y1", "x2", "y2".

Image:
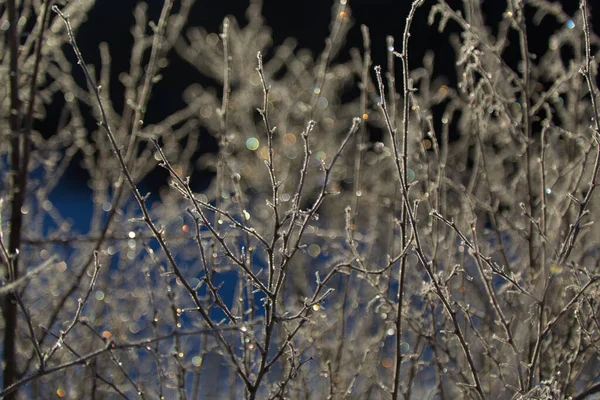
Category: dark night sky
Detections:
[
  {"x1": 52, "y1": 0, "x2": 585, "y2": 193},
  {"x1": 70, "y1": 0, "x2": 584, "y2": 125}
]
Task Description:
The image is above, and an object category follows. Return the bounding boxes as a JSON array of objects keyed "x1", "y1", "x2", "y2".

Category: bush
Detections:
[{"x1": 1, "y1": 0, "x2": 600, "y2": 398}]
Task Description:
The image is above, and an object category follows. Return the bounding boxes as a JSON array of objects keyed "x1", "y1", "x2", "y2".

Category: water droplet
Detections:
[{"x1": 566, "y1": 20, "x2": 575, "y2": 29}]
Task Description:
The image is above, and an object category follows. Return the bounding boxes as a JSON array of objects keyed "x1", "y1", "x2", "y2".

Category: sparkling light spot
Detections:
[
  {"x1": 259, "y1": 147, "x2": 270, "y2": 160},
  {"x1": 566, "y1": 20, "x2": 575, "y2": 29},
  {"x1": 317, "y1": 97, "x2": 328, "y2": 109},
  {"x1": 200, "y1": 105, "x2": 213, "y2": 118},
  {"x1": 308, "y1": 244, "x2": 321, "y2": 257},
  {"x1": 323, "y1": 117, "x2": 335, "y2": 130},
  {"x1": 550, "y1": 265, "x2": 564, "y2": 274},
  {"x1": 283, "y1": 133, "x2": 296, "y2": 145},
  {"x1": 206, "y1": 33, "x2": 219, "y2": 46},
  {"x1": 246, "y1": 137, "x2": 259, "y2": 151}
]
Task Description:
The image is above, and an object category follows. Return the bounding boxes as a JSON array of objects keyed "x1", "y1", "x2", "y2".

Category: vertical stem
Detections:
[
  {"x1": 391, "y1": 3, "x2": 423, "y2": 398},
  {"x1": 4, "y1": 0, "x2": 24, "y2": 396},
  {"x1": 512, "y1": 1, "x2": 537, "y2": 273},
  {"x1": 351, "y1": 25, "x2": 370, "y2": 235}
]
